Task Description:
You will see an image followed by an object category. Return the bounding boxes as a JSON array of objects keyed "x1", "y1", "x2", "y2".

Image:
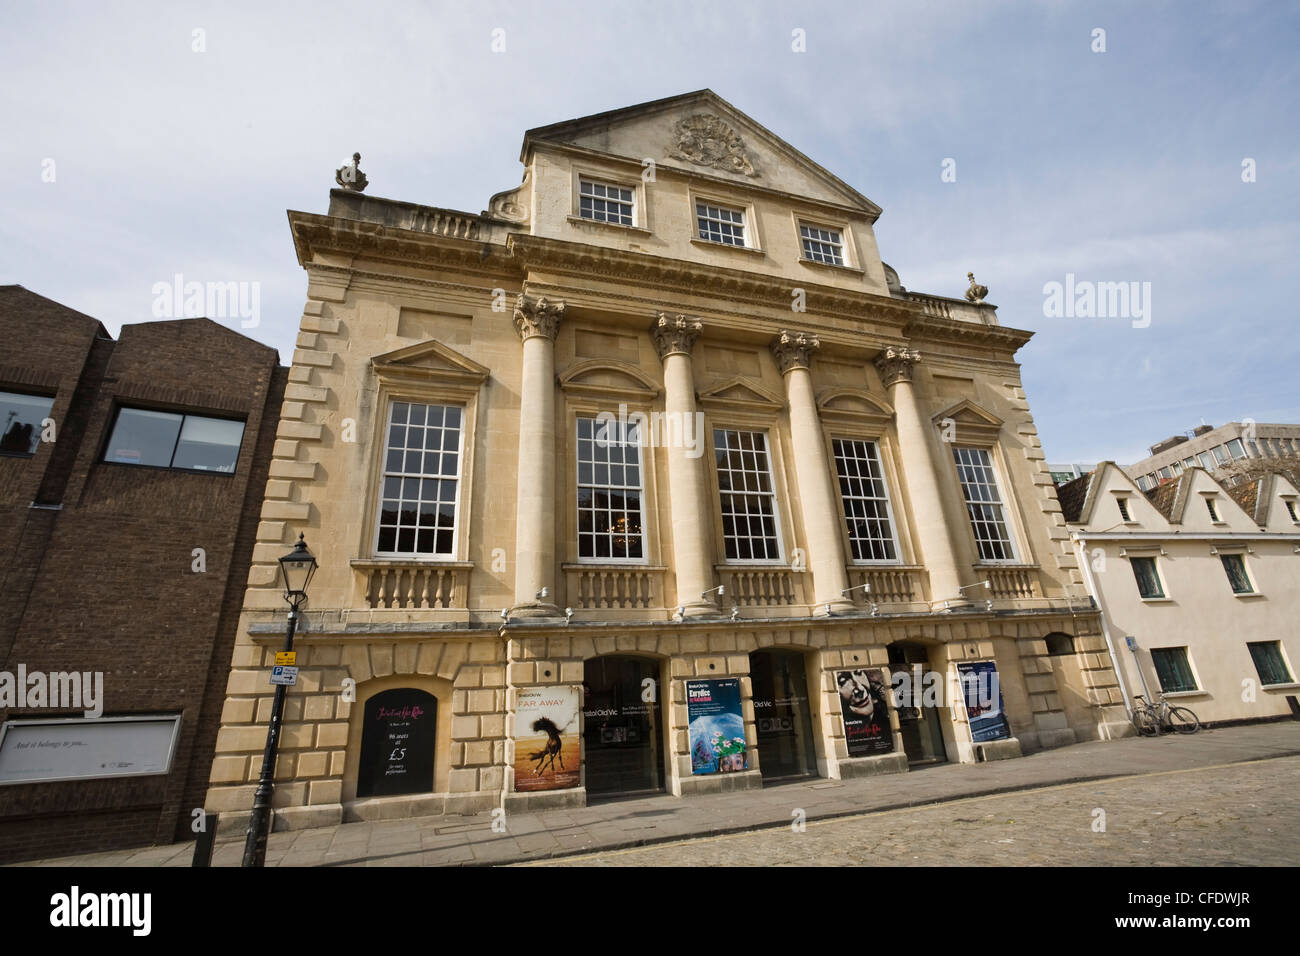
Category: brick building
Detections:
[{"x1": 0, "y1": 285, "x2": 286, "y2": 863}]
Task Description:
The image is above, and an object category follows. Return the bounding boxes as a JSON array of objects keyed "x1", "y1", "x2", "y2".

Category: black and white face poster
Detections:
[{"x1": 835, "y1": 668, "x2": 895, "y2": 757}]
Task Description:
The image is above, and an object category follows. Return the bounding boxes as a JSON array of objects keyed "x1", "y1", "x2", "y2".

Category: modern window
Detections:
[
  {"x1": 1198, "y1": 452, "x2": 1214, "y2": 470},
  {"x1": 695, "y1": 201, "x2": 746, "y2": 246},
  {"x1": 0, "y1": 389, "x2": 55, "y2": 456},
  {"x1": 1158, "y1": 466, "x2": 1173, "y2": 480},
  {"x1": 1206, "y1": 498, "x2": 1220, "y2": 522},
  {"x1": 374, "y1": 401, "x2": 462, "y2": 556},
  {"x1": 1247, "y1": 440, "x2": 1260, "y2": 458},
  {"x1": 1247, "y1": 641, "x2": 1294, "y2": 686},
  {"x1": 1219, "y1": 553, "x2": 1253, "y2": 594},
  {"x1": 103, "y1": 407, "x2": 244, "y2": 473},
  {"x1": 1130, "y1": 556, "x2": 1165, "y2": 599},
  {"x1": 1182, "y1": 457, "x2": 1196, "y2": 470},
  {"x1": 714, "y1": 428, "x2": 781, "y2": 561},
  {"x1": 952, "y1": 446, "x2": 1016, "y2": 561},
  {"x1": 1226, "y1": 438, "x2": 1247, "y2": 460},
  {"x1": 1212, "y1": 445, "x2": 1231, "y2": 465},
  {"x1": 1117, "y1": 497, "x2": 1131, "y2": 522},
  {"x1": 1151, "y1": 647, "x2": 1198, "y2": 693},
  {"x1": 1170, "y1": 460, "x2": 1184, "y2": 476},
  {"x1": 1136, "y1": 475, "x2": 1153, "y2": 492},
  {"x1": 832, "y1": 438, "x2": 897, "y2": 561},
  {"x1": 798, "y1": 223, "x2": 845, "y2": 266},
  {"x1": 576, "y1": 416, "x2": 644, "y2": 561},
  {"x1": 578, "y1": 178, "x2": 634, "y2": 226}
]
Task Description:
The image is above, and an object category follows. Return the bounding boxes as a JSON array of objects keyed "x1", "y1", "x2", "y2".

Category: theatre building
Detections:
[{"x1": 206, "y1": 91, "x2": 1129, "y2": 831}]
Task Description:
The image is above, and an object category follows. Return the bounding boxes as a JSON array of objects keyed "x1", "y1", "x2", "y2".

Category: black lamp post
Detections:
[{"x1": 242, "y1": 532, "x2": 317, "y2": 868}]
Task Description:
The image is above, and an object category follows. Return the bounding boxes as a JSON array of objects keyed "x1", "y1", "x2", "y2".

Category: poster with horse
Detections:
[{"x1": 512, "y1": 685, "x2": 581, "y2": 792}]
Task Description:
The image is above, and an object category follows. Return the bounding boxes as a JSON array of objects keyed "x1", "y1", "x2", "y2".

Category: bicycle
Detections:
[{"x1": 1131, "y1": 694, "x2": 1200, "y2": 736}]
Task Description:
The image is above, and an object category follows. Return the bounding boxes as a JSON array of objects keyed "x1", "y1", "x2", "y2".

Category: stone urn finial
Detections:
[
  {"x1": 335, "y1": 152, "x2": 369, "y2": 192},
  {"x1": 965, "y1": 271, "x2": 988, "y2": 304}
]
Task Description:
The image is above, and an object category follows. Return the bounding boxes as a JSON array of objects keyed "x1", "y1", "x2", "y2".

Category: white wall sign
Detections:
[{"x1": 0, "y1": 715, "x2": 182, "y2": 785}]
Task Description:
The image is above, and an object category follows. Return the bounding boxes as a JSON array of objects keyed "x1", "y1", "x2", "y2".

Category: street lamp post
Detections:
[{"x1": 242, "y1": 532, "x2": 317, "y2": 868}]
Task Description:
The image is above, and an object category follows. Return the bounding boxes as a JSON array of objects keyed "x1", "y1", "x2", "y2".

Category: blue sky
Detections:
[{"x1": 2, "y1": 0, "x2": 1296, "y2": 466}]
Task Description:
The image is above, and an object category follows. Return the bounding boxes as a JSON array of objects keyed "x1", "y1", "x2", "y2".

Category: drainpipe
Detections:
[{"x1": 1073, "y1": 532, "x2": 1134, "y2": 720}]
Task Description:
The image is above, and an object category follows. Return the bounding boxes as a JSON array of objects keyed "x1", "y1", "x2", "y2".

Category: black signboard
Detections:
[{"x1": 356, "y1": 688, "x2": 436, "y2": 798}]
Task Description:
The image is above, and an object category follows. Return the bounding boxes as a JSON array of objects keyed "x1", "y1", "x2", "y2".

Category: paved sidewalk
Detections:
[{"x1": 12, "y1": 721, "x2": 1300, "y2": 867}]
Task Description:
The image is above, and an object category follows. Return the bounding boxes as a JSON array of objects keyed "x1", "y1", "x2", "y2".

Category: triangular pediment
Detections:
[
  {"x1": 522, "y1": 90, "x2": 880, "y2": 217},
  {"x1": 558, "y1": 360, "x2": 660, "y2": 400},
  {"x1": 371, "y1": 339, "x2": 489, "y2": 386},
  {"x1": 697, "y1": 376, "x2": 784, "y2": 411},
  {"x1": 932, "y1": 399, "x2": 1003, "y2": 444}
]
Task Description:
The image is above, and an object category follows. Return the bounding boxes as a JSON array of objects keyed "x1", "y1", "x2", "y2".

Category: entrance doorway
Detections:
[
  {"x1": 887, "y1": 642, "x2": 948, "y2": 766},
  {"x1": 582, "y1": 656, "x2": 665, "y2": 797},
  {"x1": 749, "y1": 650, "x2": 818, "y2": 780}
]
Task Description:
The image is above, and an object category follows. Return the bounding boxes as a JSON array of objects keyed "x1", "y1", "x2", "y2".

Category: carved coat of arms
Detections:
[{"x1": 667, "y1": 114, "x2": 758, "y2": 177}]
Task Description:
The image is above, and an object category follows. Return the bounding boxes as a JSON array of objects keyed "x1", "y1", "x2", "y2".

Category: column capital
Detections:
[
  {"x1": 513, "y1": 293, "x2": 566, "y2": 342},
  {"x1": 651, "y1": 312, "x2": 703, "y2": 360},
  {"x1": 770, "y1": 329, "x2": 821, "y2": 375},
  {"x1": 874, "y1": 345, "x2": 921, "y2": 388}
]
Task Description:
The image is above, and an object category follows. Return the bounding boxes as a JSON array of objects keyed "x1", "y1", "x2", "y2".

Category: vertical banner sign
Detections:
[
  {"x1": 687, "y1": 678, "x2": 747, "y2": 775},
  {"x1": 956, "y1": 661, "x2": 1011, "y2": 742},
  {"x1": 356, "y1": 688, "x2": 437, "y2": 798},
  {"x1": 513, "y1": 685, "x2": 581, "y2": 792},
  {"x1": 835, "y1": 668, "x2": 895, "y2": 757}
]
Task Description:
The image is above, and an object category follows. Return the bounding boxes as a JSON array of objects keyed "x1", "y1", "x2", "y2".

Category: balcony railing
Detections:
[
  {"x1": 352, "y1": 560, "x2": 471, "y2": 610},
  {"x1": 564, "y1": 564, "x2": 665, "y2": 610},
  {"x1": 845, "y1": 566, "x2": 928, "y2": 606},
  {"x1": 717, "y1": 566, "x2": 804, "y2": 607},
  {"x1": 979, "y1": 565, "x2": 1042, "y2": 601}
]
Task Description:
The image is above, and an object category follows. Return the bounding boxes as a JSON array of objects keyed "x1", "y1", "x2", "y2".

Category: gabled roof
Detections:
[
  {"x1": 1226, "y1": 475, "x2": 1265, "y2": 525},
  {"x1": 521, "y1": 89, "x2": 882, "y2": 218},
  {"x1": 0, "y1": 284, "x2": 109, "y2": 338},
  {"x1": 1145, "y1": 473, "x2": 1188, "y2": 521}
]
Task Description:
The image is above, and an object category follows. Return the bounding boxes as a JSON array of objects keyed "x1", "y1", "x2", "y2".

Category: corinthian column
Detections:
[
  {"x1": 511, "y1": 293, "x2": 565, "y2": 617},
  {"x1": 771, "y1": 331, "x2": 853, "y2": 615},
  {"x1": 651, "y1": 312, "x2": 717, "y2": 618},
  {"x1": 874, "y1": 346, "x2": 967, "y2": 609}
]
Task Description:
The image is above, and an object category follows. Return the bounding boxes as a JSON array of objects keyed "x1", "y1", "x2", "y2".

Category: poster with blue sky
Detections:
[{"x1": 687, "y1": 678, "x2": 746, "y2": 775}]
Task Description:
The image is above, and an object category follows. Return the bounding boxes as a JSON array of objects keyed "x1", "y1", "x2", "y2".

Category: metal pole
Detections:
[{"x1": 241, "y1": 605, "x2": 297, "y2": 867}]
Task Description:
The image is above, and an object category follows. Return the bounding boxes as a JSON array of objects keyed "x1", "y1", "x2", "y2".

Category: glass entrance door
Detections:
[
  {"x1": 582, "y1": 656, "x2": 665, "y2": 797},
  {"x1": 887, "y1": 643, "x2": 948, "y2": 766},
  {"x1": 749, "y1": 650, "x2": 818, "y2": 780}
]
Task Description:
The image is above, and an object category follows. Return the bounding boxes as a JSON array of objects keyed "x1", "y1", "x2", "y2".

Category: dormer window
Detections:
[
  {"x1": 799, "y1": 223, "x2": 845, "y2": 265},
  {"x1": 578, "y1": 178, "x2": 634, "y2": 226}
]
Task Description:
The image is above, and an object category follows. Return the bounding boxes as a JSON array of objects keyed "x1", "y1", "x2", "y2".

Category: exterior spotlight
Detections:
[
  {"x1": 500, "y1": 607, "x2": 509, "y2": 621},
  {"x1": 536, "y1": 587, "x2": 548, "y2": 601},
  {"x1": 702, "y1": 585, "x2": 726, "y2": 601},
  {"x1": 673, "y1": 606, "x2": 685, "y2": 623},
  {"x1": 730, "y1": 606, "x2": 740, "y2": 622},
  {"x1": 564, "y1": 606, "x2": 574, "y2": 625}
]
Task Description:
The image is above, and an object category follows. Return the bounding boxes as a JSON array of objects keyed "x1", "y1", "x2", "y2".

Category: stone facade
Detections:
[
  {"x1": 205, "y1": 91, "x2": 1129, "y2": 833},
  {"x1": 0, "y1": 286, "x2": 285, "y2": 862}
]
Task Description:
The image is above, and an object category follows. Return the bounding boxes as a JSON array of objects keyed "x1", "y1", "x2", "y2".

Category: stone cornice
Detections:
[
  {"x1": 903, "y1": 314, "x2": 1034, "y2": 354},
  {"x1": 508, "y1": 234, "x2": 914, "y2": 328},
  {"x1": 770, "y1": 329, "x2": 820, "y2": 375},
  {"x1": 288, "y1": 210, "x2": 519, "y2": 279}
]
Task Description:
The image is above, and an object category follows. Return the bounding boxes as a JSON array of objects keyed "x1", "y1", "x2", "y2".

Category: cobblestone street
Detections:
[{"x1": 524, "y1": 756, "x2": 1300, "y2": 867}]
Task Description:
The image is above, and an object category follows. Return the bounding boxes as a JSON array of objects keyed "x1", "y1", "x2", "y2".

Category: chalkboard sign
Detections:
[{"x1": 356, "y1": 688, "x2": 437, "y2": 798}]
